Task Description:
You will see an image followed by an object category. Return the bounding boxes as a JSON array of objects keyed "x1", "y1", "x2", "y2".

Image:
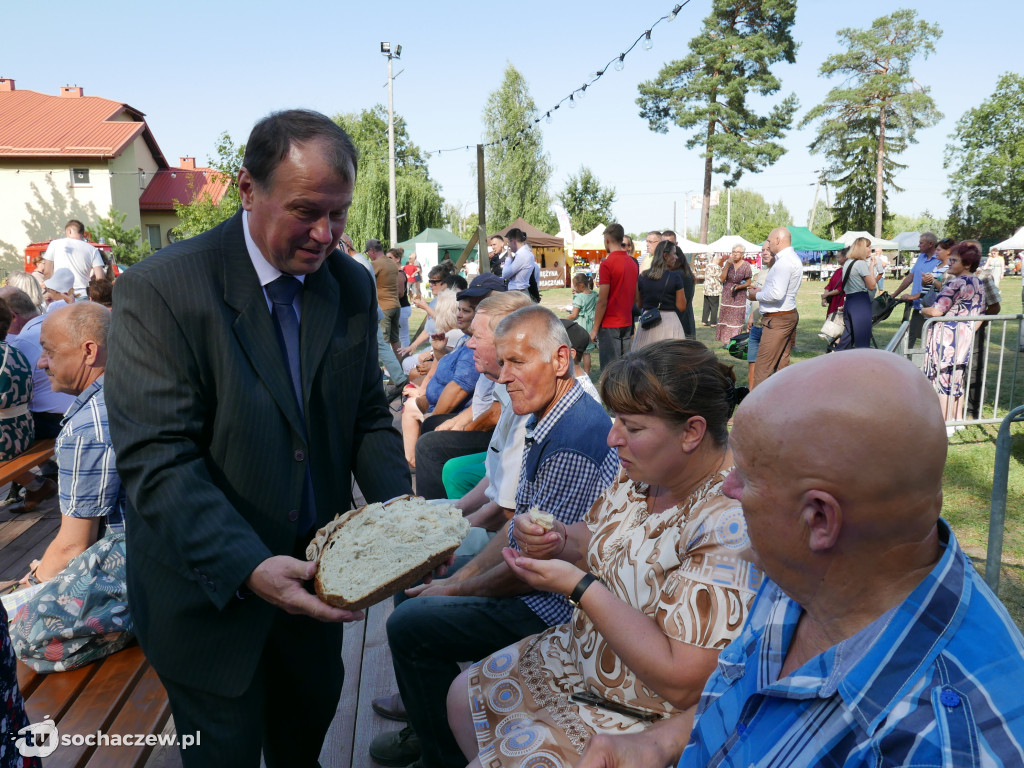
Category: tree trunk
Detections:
[
  {"x1": 874, "y1": 105, "x2": 887, "y2": 238},
  {"x1": 700, "y1": 115, "x2": 716, "y2": 243}
]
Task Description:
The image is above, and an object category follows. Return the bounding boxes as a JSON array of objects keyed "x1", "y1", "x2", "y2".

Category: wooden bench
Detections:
[
  {"x1": 0, "y1": 438, "x2": 55, "y2": 487},
  {"x1": 17, "y1": 645, "x2": 173, "y2": 768}
]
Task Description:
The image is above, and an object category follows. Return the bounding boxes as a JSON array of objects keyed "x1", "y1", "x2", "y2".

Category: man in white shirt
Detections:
[
  {"x1": 41, "y1": 220, "x2": 106, "y2": 297},
  {"x1": 748, "y1": 226, "x2": 802, "y2": 388}
]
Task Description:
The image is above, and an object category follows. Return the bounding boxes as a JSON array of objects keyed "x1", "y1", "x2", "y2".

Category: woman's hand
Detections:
[
  {"x1": 412, "y1": 297, "x2": 429, "y2": 311},
  {"x1": 512, "y1": 515, "x2": 566, "y2": 559},
  {"x1": 502, "y1": 548, "x2": 583, "y2": 595}
]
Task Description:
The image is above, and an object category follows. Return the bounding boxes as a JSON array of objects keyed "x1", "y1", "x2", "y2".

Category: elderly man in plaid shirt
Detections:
[
  {"x1": 373, "y1": 305, "x2": 618, "y2": 768},
  {"x1": 17, "y1": 302, "x2": 125, "y2": 586}
]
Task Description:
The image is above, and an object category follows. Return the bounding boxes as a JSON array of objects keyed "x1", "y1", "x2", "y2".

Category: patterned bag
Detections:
[{"x1": 9, "y1": 533, "x2": 134, "y2": 673}]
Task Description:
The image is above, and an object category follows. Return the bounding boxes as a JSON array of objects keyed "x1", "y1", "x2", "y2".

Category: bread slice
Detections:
[
  {"x1": 311, "y1": 496, "x2": 470, "y2": 611},
  {"x1": 528, "y1": 507, "x2": 555, "y2": 531}
]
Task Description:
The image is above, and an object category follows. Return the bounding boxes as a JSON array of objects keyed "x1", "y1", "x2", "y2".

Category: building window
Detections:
[
  {"x1": 70, "y1": 168, "x2": 90, "y2": 186},
  {"x1": 147, "y1": 225, "x2": 161, "y2": 250}
]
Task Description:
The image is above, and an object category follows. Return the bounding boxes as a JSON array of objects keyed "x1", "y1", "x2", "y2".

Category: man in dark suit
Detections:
[{"x1": 106, "y1": 110, "x2": 412, "y2": 767}]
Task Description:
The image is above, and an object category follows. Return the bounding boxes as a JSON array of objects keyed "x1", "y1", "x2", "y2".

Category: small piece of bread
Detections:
[
  {"x1": 529, "y1": 507, "x2": 555, "y2": 532},
  {"x1": 312, "y1": 496, "x2": 469, "y2": 611}
]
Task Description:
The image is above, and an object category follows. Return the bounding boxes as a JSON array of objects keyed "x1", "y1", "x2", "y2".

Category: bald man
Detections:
[
  {"x1": 577, "y1": 349, "x2": 1024, "y2": 768},
  {"x1": 746, "y1": 226, "x2": 802, "y2": 387}
]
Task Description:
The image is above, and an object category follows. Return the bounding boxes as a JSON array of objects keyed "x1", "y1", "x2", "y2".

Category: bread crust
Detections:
[{"x1": 311, "y1": 495, "x2": 462, "y2": 611}]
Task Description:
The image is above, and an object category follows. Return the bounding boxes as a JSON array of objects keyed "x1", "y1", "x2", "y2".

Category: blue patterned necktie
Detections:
[
  {"x1": 265, "y1": 275, "x2": 315, "y2": 534},
  {"x1": 265, "y1": 275, "x2": 303, "y2": 405}
]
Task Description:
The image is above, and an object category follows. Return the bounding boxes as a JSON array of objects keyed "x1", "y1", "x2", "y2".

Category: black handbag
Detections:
[{"x1": 638, "y1": 307, "x2": 662, "y2": 329}]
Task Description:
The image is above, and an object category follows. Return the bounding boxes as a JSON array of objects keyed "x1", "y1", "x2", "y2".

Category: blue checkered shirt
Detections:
[
  {"x1": 680, "y1": 520, "x2": 1024, "y2": 768},
  {"x1": 56, "y1": 376, "x2": 126, "y2": 534},
  {"x1": 508, "y1": 383, "x2": 618, "y2": 627}
]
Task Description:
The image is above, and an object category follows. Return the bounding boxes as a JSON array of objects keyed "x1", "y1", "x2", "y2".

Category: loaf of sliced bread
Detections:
[{"x1": 311, "y1": 496, "x2": 470, "y2": 611}]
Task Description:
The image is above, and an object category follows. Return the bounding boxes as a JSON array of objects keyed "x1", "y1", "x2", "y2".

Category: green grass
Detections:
[{"x1": 419, "y1": 279, "x2": 1024, "y2": 628}]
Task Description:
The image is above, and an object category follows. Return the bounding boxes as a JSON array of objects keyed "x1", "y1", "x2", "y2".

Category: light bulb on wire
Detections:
[
  {"x1": 614, "y1": 54, "x2": 625, "y2": 72},
  {"x1": 668, "y1": 4, "x2": 682, "y2": 21},
  {"x1": 643, "y1": 30, "x2": 653, "y2": 50},
  {"x1": 545, "y1": 112, "x2": 553, "y2": 124},
  {"x1": 568, "y1": 94, "x2": 576, "y2": 109}
]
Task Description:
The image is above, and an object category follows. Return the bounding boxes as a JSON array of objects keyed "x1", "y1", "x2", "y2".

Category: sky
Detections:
[{"x1": 5, "y1": 0, "x2": 1023, "y2": 239}]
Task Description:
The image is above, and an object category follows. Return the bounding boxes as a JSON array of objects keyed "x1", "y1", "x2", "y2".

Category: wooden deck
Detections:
[{"x1": 2, "y1": 483, "x2": 404, "y2": 768}]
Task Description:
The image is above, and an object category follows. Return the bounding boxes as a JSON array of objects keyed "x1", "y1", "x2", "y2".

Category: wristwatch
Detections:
[{"x1": 568, "y1": 573, "x2": 601, "y2": 609}]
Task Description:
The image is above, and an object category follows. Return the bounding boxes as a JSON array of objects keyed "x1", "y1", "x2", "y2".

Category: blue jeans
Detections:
[
  {"x1": 747, "y1": 325, "x2": 762, "y2": 361},
  {"x1": 377, "y1": 327, "x2": 406, "y2": 385},
  {"x1": 597, "y1": 326, "x2": 633, "y2": 371},
  {"x1": 387, "y1": 592, "x2": 547, "y2": 768}
]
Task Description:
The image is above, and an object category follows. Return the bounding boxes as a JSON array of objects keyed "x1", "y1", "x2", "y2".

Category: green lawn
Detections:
[{"x1": 417, "y1": 278, "x2": 1024, "y2": 627}]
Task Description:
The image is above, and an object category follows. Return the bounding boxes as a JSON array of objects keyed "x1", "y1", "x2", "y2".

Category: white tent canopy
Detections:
[
  {"x1": 705, "y1": 235, "x2": 761, "y2": 254},
  {"x1": 891, "y1": 231, "x2": 922, "y2": 251},
  {"x1": 837, "y1": 230, "x2": 899, "y2": 249},
  {"x1": 993, "y1": 226, "x2": 1024, "y2": 250},
  {"x1": 675, "y1": 238, "x2": 709, "y2": 254},
  {"x1": 574, "y1": 224, "x2": 607, "y2": 250}
]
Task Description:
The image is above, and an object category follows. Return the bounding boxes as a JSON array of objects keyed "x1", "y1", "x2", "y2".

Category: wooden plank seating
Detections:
[
  {"x1": 0, "y1": 438, "x2": 55, "y2": 487},
  {"x1": 16, "y1": 645, "x2": 172, "y2": 768}
]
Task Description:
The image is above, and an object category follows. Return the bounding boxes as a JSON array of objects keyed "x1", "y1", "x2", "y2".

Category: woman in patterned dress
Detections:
[
  {"x1": 922, "y1": 241, "x2": 986, "y2": 428},
  {"x1": 714, "y1": 246, "x2": 752, "y2": 343},
  {"x1": 0, "y1": 297, "x2": 34, "y2": 462},
  {"x1": 447, "y1": 340, "x2": 762, "y2": 768}
]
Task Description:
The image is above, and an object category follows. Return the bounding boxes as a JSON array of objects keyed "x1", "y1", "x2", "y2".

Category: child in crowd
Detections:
[{"x1": 567, "y1": 272, "x2": 596, "y2": 374}]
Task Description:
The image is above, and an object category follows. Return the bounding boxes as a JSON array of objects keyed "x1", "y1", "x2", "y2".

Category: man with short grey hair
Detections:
[
  {"x1": 747, "y1": 226, "x2": 801, "y2": 387},
  {"x1": 891, "y1": 232, "x2": 941, "y2": 348},
  {"x1": 373, "y1": 305, "x2": 618, "y2": 768}
]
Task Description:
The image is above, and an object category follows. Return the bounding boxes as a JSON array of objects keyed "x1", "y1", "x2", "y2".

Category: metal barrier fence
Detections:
[
  {"x1": 886, "y1": 313, "x2": 1024, "y2": 427},
  {"x1": 985, "y1": 404, "x2": 1024, "y2": 595}
]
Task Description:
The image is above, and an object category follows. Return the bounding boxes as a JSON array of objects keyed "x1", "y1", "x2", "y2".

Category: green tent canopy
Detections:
[
  {"x1": 395, "y1": 227, "x2": 479, "y2": 264},
  {"x1": 787, "y1": 226, "x2": 844, "y2": 251}
]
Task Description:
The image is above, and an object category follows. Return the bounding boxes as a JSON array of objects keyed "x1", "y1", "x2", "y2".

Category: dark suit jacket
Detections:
[{"x1": 106, "y1": 212, "x2": 412, "y2": 695}]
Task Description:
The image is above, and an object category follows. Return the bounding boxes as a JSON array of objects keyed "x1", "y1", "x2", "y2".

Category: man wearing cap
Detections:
[
  {"x1": 42, "y1": 268, "x2": 78, "y2": 311},
  {"x1": 41, "y1": 220, "x2": 106, "y2": 296},
  {"x1": 413, "y1": 274, "x2": 506, "y2": 499}
]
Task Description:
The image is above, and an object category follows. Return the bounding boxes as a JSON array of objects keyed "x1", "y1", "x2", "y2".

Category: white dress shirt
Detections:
[{"x1": 756, "y1": 247, "x2": 802, "y2": 313}]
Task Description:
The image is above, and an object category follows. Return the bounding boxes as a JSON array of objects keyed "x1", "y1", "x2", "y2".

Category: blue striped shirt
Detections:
[
  {"x1": 56, "y1": 376, "x2": 126, "y2": 534},
  {"x1": 509, "y1": 383, "x2": 619, "y2": 627},
  {"x1": 680, "y1": 520, "x2": 1024, "y2": 768}
]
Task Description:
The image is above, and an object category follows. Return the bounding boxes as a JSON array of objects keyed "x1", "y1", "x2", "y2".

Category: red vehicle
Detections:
[{"x1": 24, "y1": 240, "x2": 120, "y2": 277}]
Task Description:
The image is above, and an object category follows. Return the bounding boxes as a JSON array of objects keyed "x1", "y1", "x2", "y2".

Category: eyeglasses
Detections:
[{"x1": 428, "y1": 279, "x2": 442, "y2": 285}]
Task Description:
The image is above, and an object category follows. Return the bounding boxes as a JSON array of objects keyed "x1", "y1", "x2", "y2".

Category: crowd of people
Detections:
[{"x1": 1, "y1": 109, "x2": 1022, "y2": 768}]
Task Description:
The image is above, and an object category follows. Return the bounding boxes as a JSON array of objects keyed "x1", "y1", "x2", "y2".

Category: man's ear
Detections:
[
  {"x1": 238, "y1": 167, "x2": 256, "y2": 211},
  {"x1": 800, "y1": 490, "x2": 842, "y2": 552},
  {"x1": 552, "y1": 344, "x2": 571, "y2": 378}
]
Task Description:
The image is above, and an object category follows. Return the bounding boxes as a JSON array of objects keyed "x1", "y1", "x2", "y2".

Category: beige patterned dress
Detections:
[{"x1": 467, "y1": 469, "x2": 763, "y2": 768}]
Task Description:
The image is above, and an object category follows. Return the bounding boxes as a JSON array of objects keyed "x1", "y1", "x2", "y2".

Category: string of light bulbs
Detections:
[{"x1": 427, "y1": 2, "x2": 691, "y2": 158}]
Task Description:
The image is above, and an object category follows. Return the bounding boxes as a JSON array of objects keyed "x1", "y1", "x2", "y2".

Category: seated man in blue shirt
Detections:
[
  {"x1": 578, "y1": 349, "x2": 1024, "y2": 768},
  {"x1": 19, "y1": 302, "x2": 125, "y2": 584},
  {"x1": 373, "y1": 305, "x2": 619, "y2": 768}
]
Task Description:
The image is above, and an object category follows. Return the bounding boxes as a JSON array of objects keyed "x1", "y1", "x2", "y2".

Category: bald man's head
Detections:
[
  {"x1": 767, "y1": 227, "x2": 792, "y2": 255},
  {"x1": 725, "y1": 350, "x2": 946, "y2": 593}
]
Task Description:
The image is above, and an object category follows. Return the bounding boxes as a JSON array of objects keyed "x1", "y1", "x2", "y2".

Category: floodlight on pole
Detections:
[{"x1": 381, "y1": 41, "x2": 401, "y2": 246}]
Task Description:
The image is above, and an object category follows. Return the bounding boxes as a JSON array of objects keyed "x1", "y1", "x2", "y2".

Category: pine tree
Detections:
[
  {"x1": 482, "y1": 65, "x2": 556, "y2": 233},
  {"x1": 637, "y1": 0, "x2": 799, "y2": 243},
  {"x1": 801, "y1": 9, "x2": 942, "y2": 238}
]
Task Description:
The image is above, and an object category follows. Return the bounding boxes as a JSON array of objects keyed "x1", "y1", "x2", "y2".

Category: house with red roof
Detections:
[{"x1": 0, "y1": 78, "x2": 227, "y2": 269}]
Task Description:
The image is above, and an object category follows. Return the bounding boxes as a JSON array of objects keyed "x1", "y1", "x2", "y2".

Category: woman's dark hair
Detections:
[
  {"x1": 644, "y1": 241, "x2": 675, "y2": 281},
  {"x1": 951, "y1": 241, "x2": 981, "y2": 272},
  {"x1": 572, "y1": 272, "x2": 593, "y2": 290},
  {"x1": 599, "y1": 339, "x2": 739, "y2": 447},
  {"x1": 87, "y1": 277, "x2": 114, "y2": 308},
  {"x1": 670, "y1": 244, "x2": 694, "y2": 281},
  {"x1": 937, "y1": 237, "x2": 957, "y2": 251},
  {"x1": 0, "y1": 298, "x2": 11, "y2": 340},
  {"x1": 445, "y1": 274, "x2": 468, "y2": 292}
]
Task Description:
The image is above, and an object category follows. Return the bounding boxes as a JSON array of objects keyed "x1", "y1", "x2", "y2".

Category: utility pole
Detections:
[
  {"x1": 823, "y1": 180, "x2": 836, "y2": 241},
  {"x1": 808, "y1": 173, "x2": 822, "y2": 230},
  {"x1": 477, "y1": 144, "x2": 486, "y2": 271},
  {"x1": 381, "y1": 42, "x2": 402, "y2": 247}
]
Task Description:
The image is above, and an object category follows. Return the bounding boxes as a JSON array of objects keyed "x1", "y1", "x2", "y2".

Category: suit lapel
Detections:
[
  {"x1": 221, "y1": 215, "x2": 305, "y2": 438},
  {"x1": 301, "y1": 261, "x2": 342, "y2": 406}
]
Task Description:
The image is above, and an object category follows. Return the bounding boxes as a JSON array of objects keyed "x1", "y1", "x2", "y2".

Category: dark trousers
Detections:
[
  {"x1": 387, "y1": 593, "x2": 547, "y2": 768},
  {"x1": 597, "y1": 326, "x2": 633, "y2": 371},
  {"x1": 414, "y1": 426, "x2": 494, "y2": 500},
  {"x1": 702, "y1": 294, "x2": 720, "y2": 325},
  {"x1": 835, "y1": 291, "x2": 872, "y2": 350},
  {"x1": 908, "y1": 308, "x2": 926, "y2": 349},
  {"x1": 159, "y1": 607, "x2": 344, "y2": 768}
]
